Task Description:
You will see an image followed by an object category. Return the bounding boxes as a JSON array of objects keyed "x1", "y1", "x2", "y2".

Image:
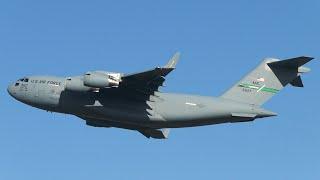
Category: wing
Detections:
[{"x1": 118, "y1": 52, "x2": 180, "y2": 96}]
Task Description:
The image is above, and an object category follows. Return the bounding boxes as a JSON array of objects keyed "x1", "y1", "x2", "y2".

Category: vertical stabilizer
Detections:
[{"x1": 221, "y1": 56, "x2": 313, "y2": 106}]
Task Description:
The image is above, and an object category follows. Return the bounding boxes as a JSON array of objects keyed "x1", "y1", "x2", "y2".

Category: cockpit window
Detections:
[
  {"x1": 18, "y1": 78, "x2": 29, "y2": 82},
  {"x1": 15, "y1": 83, "x2": 20, "y2": 86}
]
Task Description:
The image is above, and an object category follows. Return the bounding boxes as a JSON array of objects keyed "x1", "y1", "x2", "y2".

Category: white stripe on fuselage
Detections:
[{"x1": 185, "y1": 102, "x2": 197, "y2": 106}]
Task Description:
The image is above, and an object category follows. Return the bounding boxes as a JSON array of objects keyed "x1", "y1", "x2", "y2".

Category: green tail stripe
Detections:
[
  {"x1": 239, "y1": 83, "x2": 279, "y2": 94},
  {"x1": 261, "y1": 87, "x2": 279, "y2": 93}
]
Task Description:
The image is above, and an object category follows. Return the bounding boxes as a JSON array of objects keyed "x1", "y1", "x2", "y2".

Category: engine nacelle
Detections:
[
  {"x1": 83, "y1": 71, "x2": 121, "y2": 88},
  {"x1": 65, "y1": 76, "x2": 92, "y2": 92}
]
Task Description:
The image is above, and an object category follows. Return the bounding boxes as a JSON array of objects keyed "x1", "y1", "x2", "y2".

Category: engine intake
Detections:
[{"x1": 65, "y1": 76, "x2": 92, "y2": 92}]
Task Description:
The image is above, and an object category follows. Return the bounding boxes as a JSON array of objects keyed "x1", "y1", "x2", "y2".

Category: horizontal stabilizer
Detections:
[
  {"x1": 268, "y1": 56, "x2": 314, "y2": 69},
  {"x1": 290, "y1": 76, "x2": 304, "y2": 87},
  {"x1": 298, "y1": 66, "x2": 311, "y2": 73},
  {"x1": 139, "y1": 128, "x2": 170, "y2": 139}
]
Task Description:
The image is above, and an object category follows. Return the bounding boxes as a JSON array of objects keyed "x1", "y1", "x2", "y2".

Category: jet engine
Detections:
[
  {"x1": 65, "y1": 76, "x2": 92, "y2": 92},
  {"x1": 83, "y1": 71, "x2": 121, "y2": 88}
]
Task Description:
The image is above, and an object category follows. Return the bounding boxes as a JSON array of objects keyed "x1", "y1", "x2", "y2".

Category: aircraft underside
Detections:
[{"x1": 77, "y1": 113, "x2": 255, "y2": 129}]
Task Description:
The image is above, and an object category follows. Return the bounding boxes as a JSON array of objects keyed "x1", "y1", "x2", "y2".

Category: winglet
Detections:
[{"x1": 165, "y1": 52, "x2": 180, "y2": 68}]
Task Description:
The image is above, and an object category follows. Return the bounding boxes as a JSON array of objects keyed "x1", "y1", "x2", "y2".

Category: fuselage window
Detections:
[
  {"x1": 15, "y1": 83, "x2": 20, "y2": 86},
  {"x1": 24, "y1": 78, "x2": 29, "y2": 82}
]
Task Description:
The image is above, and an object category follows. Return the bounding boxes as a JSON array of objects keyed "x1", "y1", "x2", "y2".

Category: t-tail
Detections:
[{"x1": 221, "y1": 56, "x2": 314, "y2": 106}]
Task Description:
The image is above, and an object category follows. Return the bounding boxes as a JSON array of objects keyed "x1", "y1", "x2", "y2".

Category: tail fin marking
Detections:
[{"x1": 221, "y1": 56, "x2": 314, "y2": 106}]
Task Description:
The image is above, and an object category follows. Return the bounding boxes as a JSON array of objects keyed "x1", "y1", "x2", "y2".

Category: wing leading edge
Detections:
[{"x1": 119, "y1": 52, "x2": 180, "y2": 95}]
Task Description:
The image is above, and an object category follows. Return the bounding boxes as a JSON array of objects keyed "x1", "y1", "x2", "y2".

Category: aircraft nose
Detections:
[{"x1": 7, "y1": 83, "x2": 15, "y2": 97}]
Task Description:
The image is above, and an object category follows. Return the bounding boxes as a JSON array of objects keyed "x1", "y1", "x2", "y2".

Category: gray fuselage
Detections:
[{"x1": 8, "y1": 76, "x2": 274, "y2": 130}]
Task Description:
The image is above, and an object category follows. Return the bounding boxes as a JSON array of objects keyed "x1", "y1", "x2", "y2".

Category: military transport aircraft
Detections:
[{"x1": 8, "y1": 53, "x2": 314, "y2": 139}]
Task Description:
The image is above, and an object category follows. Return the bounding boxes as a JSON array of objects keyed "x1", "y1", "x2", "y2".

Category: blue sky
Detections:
[{"x1": 0, "y1": 0, "x2": 319, "y2": 179}]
